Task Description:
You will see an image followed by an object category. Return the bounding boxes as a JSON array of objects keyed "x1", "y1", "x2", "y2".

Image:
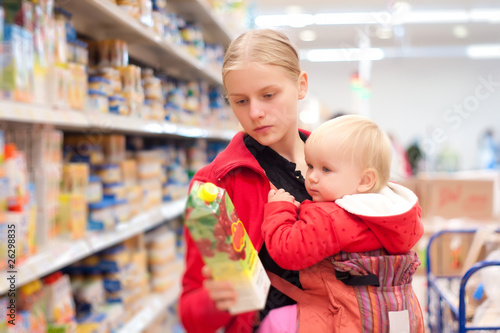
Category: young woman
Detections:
[{"x1": 179, "y1": 29, "x2": 311, "y2": 332}]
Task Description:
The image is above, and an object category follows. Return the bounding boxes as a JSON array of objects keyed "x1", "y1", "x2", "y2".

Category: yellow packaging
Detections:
[
  {"x1": 58, "y1": 193, "x2": 87, "y2": 239},
  {"x1": 184, "y1": 181, "x2": 270, "y2": 314}
]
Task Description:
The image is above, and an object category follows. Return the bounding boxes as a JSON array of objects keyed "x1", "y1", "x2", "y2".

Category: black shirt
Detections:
[{"x1": 244, "y1": 132, "x2": 311, "y2": 322}]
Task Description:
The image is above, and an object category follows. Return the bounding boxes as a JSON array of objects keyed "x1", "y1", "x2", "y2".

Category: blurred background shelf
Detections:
[{"x1": 59, "y1": 0, "x2": 223, "y2": 85}]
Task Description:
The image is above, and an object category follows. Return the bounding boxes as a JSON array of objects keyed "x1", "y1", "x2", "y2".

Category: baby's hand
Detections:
[{"x1": 268, "y1": 189, "x2": 300, "y2": 208}]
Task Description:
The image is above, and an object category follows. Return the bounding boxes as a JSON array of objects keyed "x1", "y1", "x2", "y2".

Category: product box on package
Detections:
[{"x1": 184, "y1": 181, "x2": 270, "y2": 315}]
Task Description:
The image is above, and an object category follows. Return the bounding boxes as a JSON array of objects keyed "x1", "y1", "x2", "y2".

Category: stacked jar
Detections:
[{"x1": 141, "y1": 68, "x2": 164, "y2": 120}]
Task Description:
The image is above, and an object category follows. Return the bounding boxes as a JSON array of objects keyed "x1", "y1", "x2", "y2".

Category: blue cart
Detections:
[{"x1": 426, "y1": 229, "x2": 500, "y2": 333}]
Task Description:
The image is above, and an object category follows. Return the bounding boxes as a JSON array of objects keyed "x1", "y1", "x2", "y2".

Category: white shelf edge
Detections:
[
  {"x1": 0, "y1": 101, "x2": 237, "y2": 140},
  {"x1": 117, "y1": 275, "x2": 181, "y2": 333},
  {"x1": 0, "y1": 199, "x2": 186, "y2": 294},
  {"x1": 0, "y1": 101, "x2": 89, "y2": 128}
]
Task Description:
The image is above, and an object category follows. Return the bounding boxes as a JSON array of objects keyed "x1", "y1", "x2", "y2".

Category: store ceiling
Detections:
[{"x1": 252, "y1": 0, "x2": 500, "y2": 60}]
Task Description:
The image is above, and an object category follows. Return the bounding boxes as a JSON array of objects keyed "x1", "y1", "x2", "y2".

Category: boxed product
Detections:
[
  {"x1": 0, "y1": 6, "x2": 4, "y2": 95},
  {"x1": 184, "y1": 181, "x2": 270, "y2": 314},
  {"x1": 1, "y1": 24, "x2": 34, "y2": 102}
]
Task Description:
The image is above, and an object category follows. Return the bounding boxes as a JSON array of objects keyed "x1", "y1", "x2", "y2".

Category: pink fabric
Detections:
[{"x1": 257, "y1": 305, "x2": 298, "y2": 333}]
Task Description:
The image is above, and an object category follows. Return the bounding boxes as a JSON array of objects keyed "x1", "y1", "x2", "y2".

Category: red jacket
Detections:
[
  {"x1": 262, "y1": 183, "x2": 425, "y2": 332},
  {"x1": 179, "y1": 130, "x2": 310, "y2": 333},
  {"x1": 262, "y1": 182, "x2": 424, "y2": 270}
]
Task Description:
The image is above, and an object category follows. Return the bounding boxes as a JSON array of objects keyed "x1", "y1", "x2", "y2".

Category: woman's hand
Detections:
[
  {"x1": 202, "y1": 266, "x2": 238, "y2": 311},
  {"x1": 268, "y1": 188, "x2": 300, "y2": 208}
]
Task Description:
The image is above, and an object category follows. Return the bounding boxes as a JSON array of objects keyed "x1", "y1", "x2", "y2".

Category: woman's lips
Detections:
[{"x1": 254, "y1": 125, "x2": 272, "y2": 134}]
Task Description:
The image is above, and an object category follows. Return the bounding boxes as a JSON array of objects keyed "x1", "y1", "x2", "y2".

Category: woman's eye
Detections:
[
  {"x1": 263, "y1": 93, "x2": 274, "y2": 99},
  {"x1": 235, "y1": 99, "x2": 247, "y2": 105}
]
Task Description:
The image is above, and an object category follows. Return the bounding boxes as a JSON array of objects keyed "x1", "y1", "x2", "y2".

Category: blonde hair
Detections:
[
  {"x1": 222, "y1": 29, "x2": 301, "y2": 88},
  {"x1": 306, "y1": 115, "x2": 392, "y2": 192}
]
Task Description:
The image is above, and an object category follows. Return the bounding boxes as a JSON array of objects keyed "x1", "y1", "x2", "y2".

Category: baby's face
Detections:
[{"x1": 304, "y1": 143, "x2": 363, "y2": 202}]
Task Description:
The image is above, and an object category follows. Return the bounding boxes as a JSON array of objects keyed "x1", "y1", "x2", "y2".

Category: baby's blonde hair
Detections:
[
  {"x1": 222, "y1": 29, "x2": 302, "y2": 88},
  {"x1": 306, "y1": 115, "x2": 392, "y2": 192}
]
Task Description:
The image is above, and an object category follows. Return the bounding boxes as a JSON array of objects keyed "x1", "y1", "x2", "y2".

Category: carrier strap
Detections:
[
  {"x1": 334, "y1": 270, "x2": 380, "y2": 286},
  {"x1": 266, "y1": 270, "x2": 308, "y2": 303}
]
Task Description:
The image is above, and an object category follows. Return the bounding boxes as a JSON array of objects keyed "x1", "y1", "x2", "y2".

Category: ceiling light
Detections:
[
  {"x1": 466, "y1": 44, "x2": 500, "y2": 59},
  {"x1": 300, "y1": 48, "x2": 384, "y2": 62},
  {"x1": 255, "y1": 9, "x2": 500, "y2": 28},
  {"x1": 255, "y1": 14, "x2": 314, "y2": 28},
  {"x1": 314, "y1": 12, "x2": 377, "y2": 25},
  {"x1": 299, "y1": 30, "x2": 317, "y2": 42},
  {"x1": 402, "y1": 10, "x2": 469, "y2": 24},
  {"x1": 470, "y1": 9, "x2": 500, "y2": 23},
  {"x1": 453, "y1": 25, "x2": 469, "y2": 39}
]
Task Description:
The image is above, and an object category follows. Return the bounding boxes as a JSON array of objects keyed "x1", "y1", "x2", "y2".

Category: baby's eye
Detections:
[
  {"x1": 307, "y1": 164, "x2": 313, "y2": 169},
  {"x1": 322, "y1": 167, "x2": 331, "y2": 173}
]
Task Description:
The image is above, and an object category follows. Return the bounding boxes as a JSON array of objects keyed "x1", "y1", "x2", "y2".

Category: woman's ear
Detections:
[
  {"x1": 298, "y1": 71, "x2": 308, "y2": 100},
  {"x1": 357, "y1": 168, "x2": 377, "y2": 193}
]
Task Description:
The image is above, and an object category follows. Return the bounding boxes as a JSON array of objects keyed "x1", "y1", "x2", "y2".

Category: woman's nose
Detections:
[{"x1": 249, "y1": 101, "x2": 265, "y2": 119}]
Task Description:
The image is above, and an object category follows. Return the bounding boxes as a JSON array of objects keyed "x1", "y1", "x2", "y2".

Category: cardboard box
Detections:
[
  {"x1": 419, "y1": 216, "x2": 500, "y2": 277},
  {"x1": 417, "y1": 172, "x2": 499, "y2": 220}
]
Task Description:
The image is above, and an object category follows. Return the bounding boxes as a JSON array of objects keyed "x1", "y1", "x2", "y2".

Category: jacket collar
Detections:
[{"x1": 212, "y1": 129, "x2": 311, "y2": 180}]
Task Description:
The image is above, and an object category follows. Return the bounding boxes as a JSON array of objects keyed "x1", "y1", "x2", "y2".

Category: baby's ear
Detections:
[{"x1": 357, "y1": 168, "x2": 377, "y2": 193}]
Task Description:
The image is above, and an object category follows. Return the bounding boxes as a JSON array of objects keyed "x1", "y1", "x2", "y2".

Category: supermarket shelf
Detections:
[
  {"x1": 0, "y1": 101, "x2": 89, "y2": 129},
  {"x1": 59, "y1": 0, "x2": 222, "y2": 85},
  {"x1": 118, "y1": 276, "x2": 182, "y2": 333},
  {"x1": 173, "y1": 123, "x2": 237, "y2": 140},
  {"x1": 0, "y1": 101, "x2": 238, "y2": 140},
  {"x1": 168, "y1": 0, "x2": 237, "y2": 45},
  {"x1": 86, "y1": 198, "x2": 187, "y2": 253},
  {"x1": 0, "y1": 198, "x2": 187, "y2": 294}
]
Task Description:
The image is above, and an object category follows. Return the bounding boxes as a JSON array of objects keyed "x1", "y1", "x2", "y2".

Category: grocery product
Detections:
[
  {"x1": 88, "y1": 89, "x2": 109, "y2": 113},
  {"x1": 95, "y1": 164, "x2": 121, "y2": 184},
  {"x1": 87, "y1": 175, "x2": 103, "y2": 204},
  {"x1": 184, "y1": 181, "x2": 270, "y2": 314},
  {"x1": 43, "y1": 272, "x2": 77, "y2": 331},
  {"x1": 2, "y1": 24, "x2": 34, "y2": 102},
  {"x1": 18, "y1": 279, "x2": 47, "y2": 333},
  {"x1": 88, "y1": 76, "x2": 112, "y2": 96},
  {"x1": 88, "y1": 198, "x2": 116, "y2": 231}
]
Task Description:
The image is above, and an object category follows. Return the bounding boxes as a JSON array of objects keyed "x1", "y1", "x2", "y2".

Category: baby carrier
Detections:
[{"x1": 267, "y1": 249, "x2": 425, "y2": 333}]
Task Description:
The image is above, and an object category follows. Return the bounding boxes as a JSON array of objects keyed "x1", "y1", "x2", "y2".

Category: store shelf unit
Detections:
[
  {"x1": 168, "y1": 0, "x2": 237, "y2": 45},
  {"x1": 0, "y1": 101, "x2": 237, "y2": 140},
  {"x1": 118, "y1": 269, "x2": 182, "y2": 333},
  {"x1": 0, "y1": 198, "x2": 186, "y2": 295},
  {"x1": 58, "y1": 0, "x2": 222, "y2": 85},
  {"x1": 426, "y1": 229, "x2": 500, "y2": 333}
]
